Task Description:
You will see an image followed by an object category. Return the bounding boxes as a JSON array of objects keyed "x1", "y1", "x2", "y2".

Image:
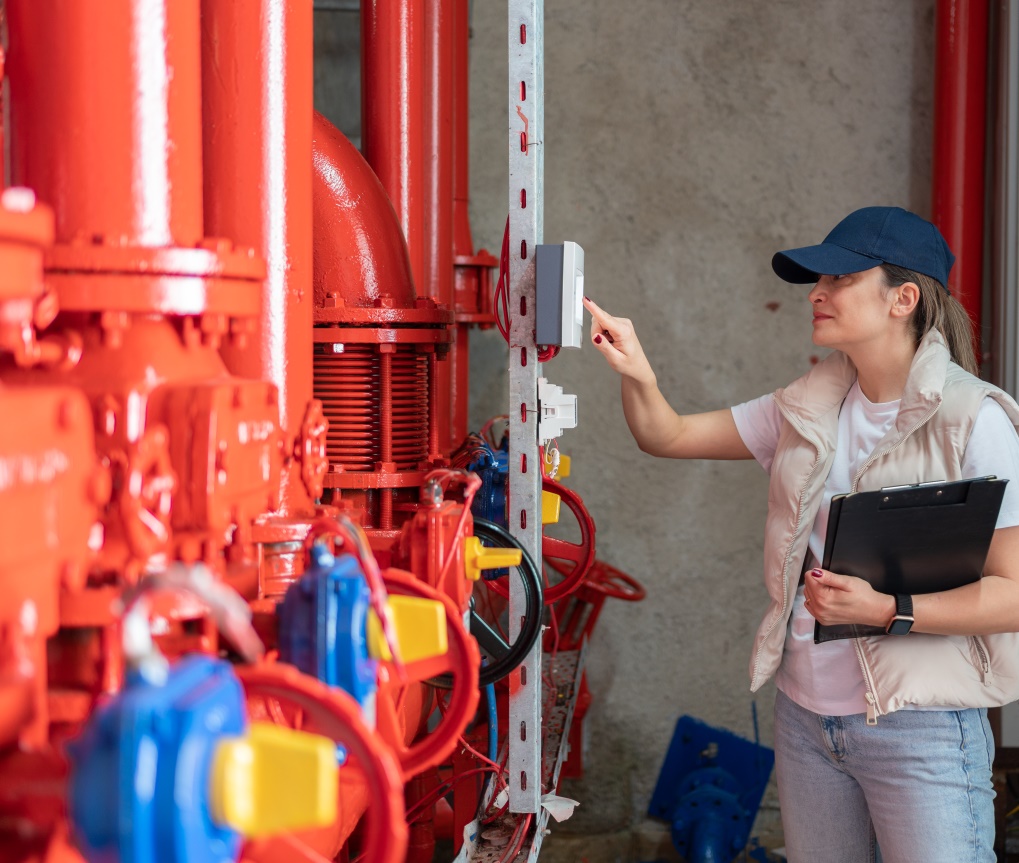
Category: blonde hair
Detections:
[{"x1": 880, "y1": 264, "x2": 978, "y2": 375}]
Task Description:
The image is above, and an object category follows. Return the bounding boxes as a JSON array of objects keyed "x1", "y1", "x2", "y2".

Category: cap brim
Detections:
[{"x1": 771, "y1": 243, "x2": 883, "y2": 284}]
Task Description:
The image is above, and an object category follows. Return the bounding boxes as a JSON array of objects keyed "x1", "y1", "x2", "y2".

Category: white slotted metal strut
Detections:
[{"x1": 506, "y1": 0, "x2": 544, "y2": 815}]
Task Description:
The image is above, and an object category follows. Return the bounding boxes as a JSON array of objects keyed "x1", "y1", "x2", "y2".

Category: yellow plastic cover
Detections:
[
  {"x1": 209, "y1": 722, "x2": 338, "y2": 838},
  {"x1": 463, "y1": 535, "x2": 523, "y2": 581},
  {"x1": 366, "y1": 595, "x2": 448, "y2": 663},
  {"x1": 541, "y1": 490, "x2": 562, "y2": 525}
]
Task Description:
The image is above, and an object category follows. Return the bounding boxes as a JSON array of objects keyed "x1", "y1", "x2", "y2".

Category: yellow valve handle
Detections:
[
  {"x1": 463, "y1": 535, "x2": 523, "y2": 581},
  {"x1": 366, "y1": 595, "x2": 448, "y2": 663},
  {"x1": 209, "y1": 722, "x2": 338, "y2": 838},
  {"x1": 557, "y1": 454, "x2": 571, "y2": 479},
  {"x1": 541, "y1": 490, "x2": 561, "y2": 525}
]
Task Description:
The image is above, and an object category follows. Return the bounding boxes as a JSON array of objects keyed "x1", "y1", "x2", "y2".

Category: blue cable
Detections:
[
  {"x1": 486, "y1": 679, "x2": 498, "y2": 763},
  {"x1": 478, "y1": 663, "x2": 498, "y2": 815}
]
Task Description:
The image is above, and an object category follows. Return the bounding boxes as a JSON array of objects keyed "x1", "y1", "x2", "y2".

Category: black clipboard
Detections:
[{"x1": 814, "y1": 475, "x2": 1007, "y2": 643}]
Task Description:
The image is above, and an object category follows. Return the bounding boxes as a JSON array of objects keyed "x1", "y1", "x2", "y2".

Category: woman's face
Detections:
[{"x1": 807, "y1": 266, "x2": 900, "y2": 352}]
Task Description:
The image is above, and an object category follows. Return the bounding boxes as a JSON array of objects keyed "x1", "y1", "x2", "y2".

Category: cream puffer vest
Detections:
[{"x1": 749, "y1": 329, "x2": 1019, "y2": 723}]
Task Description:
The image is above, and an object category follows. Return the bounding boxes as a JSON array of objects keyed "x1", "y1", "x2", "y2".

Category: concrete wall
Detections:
[{"x1": 315, "y1": 0, "x2": 935, "y2": 853}]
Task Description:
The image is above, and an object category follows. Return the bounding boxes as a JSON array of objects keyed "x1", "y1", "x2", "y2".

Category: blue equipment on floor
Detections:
[{"x1": 648, "y1": 714, "x2": 774, "y2": 862}]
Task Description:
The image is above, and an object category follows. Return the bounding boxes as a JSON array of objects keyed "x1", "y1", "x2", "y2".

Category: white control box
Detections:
[
  {"x1": 537, "y1": 377, "x2": 578, "y2": 444},
  {"x1": 535, "y1": 241, "x2": 585, "y2": 349}
]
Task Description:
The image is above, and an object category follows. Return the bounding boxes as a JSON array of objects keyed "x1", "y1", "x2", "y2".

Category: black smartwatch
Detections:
[{"x1": 886, "y1": 594, "x2": 914, "y2": 635}]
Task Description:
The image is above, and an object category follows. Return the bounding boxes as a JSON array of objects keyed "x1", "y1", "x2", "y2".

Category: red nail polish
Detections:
[
  {"x1": 811, "y1": 568, "x2": 822, "y2": 578},
  {"x1": 594, "y1": 334, "x2": 602, "y2": 344}
]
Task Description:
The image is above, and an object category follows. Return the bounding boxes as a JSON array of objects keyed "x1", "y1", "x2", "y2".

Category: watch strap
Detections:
[{"x1": 895, "y1": 593, "x2": 913, "y2": 618}]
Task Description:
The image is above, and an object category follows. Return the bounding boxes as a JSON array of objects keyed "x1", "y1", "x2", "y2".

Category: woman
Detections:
[{"x1": 585, "y1": 206, "x2": 1019, "y2": 862}]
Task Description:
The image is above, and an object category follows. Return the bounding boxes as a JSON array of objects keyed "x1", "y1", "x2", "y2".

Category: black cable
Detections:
[{"x1": 429, "y1": 517, "x2": 543, "y2": 689}]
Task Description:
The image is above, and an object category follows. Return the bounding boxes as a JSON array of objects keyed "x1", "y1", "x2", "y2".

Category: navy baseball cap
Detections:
[{"x1": 772, "y1": 206, "x2": 955, "y2": 291}]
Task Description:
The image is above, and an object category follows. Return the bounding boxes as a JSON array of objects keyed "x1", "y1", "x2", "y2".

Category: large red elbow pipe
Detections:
[
  {"x1": 312, "y1": 112, "x2": 417, "y2": 311},
  {"x1": 932, "y1": 0, "x2": 989, "y2": 353}
]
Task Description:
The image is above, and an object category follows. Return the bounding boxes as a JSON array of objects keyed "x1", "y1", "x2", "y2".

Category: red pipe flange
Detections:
[
  {"x1": 235, "y1": 662, "x2": 408, "y2": 863},
  {"x1": 375, "y1": 568, "x2": 480, "y2": 780}
]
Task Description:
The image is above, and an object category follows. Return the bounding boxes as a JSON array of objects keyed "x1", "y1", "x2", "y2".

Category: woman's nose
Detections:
[{"x1": 808, "y1": 283, "x2": 824, "y2": 303}]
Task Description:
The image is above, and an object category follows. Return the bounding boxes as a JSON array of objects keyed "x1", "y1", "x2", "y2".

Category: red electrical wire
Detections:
[
  {"x1": 425, "y1": 468, "x2": 484, "y2": 585},
  {"x1": 496, "y1": 813, "x2": 533, "y2": 863},
  {"x1": 495, "y1": 216, "x2": 511, "y2": 343},
  {"x1": 458, "y1": 734, "x2": 507, "y2": 777},
  {"x1": 404, "y1": 766, "x2": 503, "y2": 824},
  {"x1": 304, "y1": 517, "x2": 405, "y2": 679},
  {"x1": 495, "y1": 216, "x2": 560, "y2": 364},
  {"x1": 479, "y1": 414, "x2": 509, "y2": 448}
]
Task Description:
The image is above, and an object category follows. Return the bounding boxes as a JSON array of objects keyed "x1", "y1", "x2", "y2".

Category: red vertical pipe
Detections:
[
  {"x1": 450, "y1": 0, "x2": 473, "y2": 448},
  {"x1": 425, "y1": 0, "x2": 455, "y2": 453},
  {"x1": 362, "y1": 0, "x2": 427, "y2": 294},
  {"x1": 451, "y1": 0, "x2": 473, "y2": 259},
  {"x1": 7, "y1": 0, "x2": 204, "y2": 248},
  {"x1": 932, "y1": 0, "x2": 989, "y2": 346},
  {"x1": 201, "y1": 0, "x2": 315, "y2": 515}
]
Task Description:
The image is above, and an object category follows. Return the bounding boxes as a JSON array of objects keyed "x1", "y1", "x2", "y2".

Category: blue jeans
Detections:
[{"x1": 774, "y1": 689, "x2": 996, "y2": 863}]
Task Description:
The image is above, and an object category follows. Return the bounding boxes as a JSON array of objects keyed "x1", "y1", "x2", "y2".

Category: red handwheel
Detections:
[
  {"x1": 235, "y1": 662, "x2": 408, "y2": 863},
  {"x1": 375, "y1": 568, "x2": 481, "y2": 780},
  {"x1": 582, "y1": 559, "x2": 646, "y2": 601},
  {"x1": 486, "y1": 477, "x2": 596, "y2": 603}
]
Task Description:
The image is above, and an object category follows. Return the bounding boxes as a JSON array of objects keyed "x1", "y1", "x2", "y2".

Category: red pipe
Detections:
[
  {"x1": 362, "y1": 0, "x2": 427, "y2": 294},
  {"x1": 311, "y1": 114, "x2": 452, "y2": 533},
  {"x1": 8, "y1": 0, "x2": 204, "y2": 248},
  {"x1": 450, "y1": 0, "x2": 497, "y2": 446},
  {"x1": 932, "y1": 0, "x2": 989, "y2": 351},
  {"x1": 202, "y1": 0, "x2": 315, "y2": 517},
  {"x1": 451, "y1": 0, "x2": 473, "y2": 265},
  {"x1": 424, "y1": 0, "x2": 455, "y2": 452}
]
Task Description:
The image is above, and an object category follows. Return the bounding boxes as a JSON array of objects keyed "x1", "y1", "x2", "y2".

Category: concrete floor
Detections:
[{"x1": 314, "y1": 2, "x2": 935, "y2": 858}]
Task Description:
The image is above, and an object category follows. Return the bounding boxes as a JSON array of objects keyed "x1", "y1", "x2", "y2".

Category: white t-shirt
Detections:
[{"x1": 732, "y1": 383, "x2": 1019, "y2": 716}]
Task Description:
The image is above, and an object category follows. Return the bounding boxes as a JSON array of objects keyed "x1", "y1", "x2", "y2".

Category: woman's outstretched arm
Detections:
[{"x1": 583, "y1": 297, "x2": 753, "y2": 460}]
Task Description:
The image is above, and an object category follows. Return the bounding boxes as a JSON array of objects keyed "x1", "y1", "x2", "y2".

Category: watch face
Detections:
[{"x1": 887, "y1": 617, "x2": 913, "y2": 636}]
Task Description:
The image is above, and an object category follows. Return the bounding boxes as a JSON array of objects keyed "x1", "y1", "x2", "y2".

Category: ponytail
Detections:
[{"x1": 880, "y1": 264, "x2": 978, "y2": 376}]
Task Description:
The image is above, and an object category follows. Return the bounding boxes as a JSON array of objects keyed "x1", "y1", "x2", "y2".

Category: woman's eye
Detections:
[{"x1": 832, "y1": 274, "x2": 846, "y2": 281}]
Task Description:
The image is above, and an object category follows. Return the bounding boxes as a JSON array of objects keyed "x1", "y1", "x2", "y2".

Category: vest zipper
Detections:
[
  {"x1": 970, "y1": 635, "x2": 991, "y2": 681},
  {"x1": 849, "y1": 401, "x2": 941, "y2": 493},
  {"x1": 750, "y1": 444, "x2": 823, "y2": 691},
  {"x1": 857, "y1": 648, "x2": 880, "y2": 725},
  {"x1": 850, "y1": 401, "x2": 941, "y2": 725}
]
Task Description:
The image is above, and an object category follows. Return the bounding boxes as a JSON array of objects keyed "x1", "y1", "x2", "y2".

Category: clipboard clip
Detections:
[{"x1": 879, "y1": 478, "x2": 953, "y2": 493}]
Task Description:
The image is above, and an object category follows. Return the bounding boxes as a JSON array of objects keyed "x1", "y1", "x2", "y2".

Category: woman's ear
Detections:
[{"x1": 890, "y1": 281, "x2": 920, "y2": 318}]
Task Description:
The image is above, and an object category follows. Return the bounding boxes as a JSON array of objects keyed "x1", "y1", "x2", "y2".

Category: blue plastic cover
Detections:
[
  {"x1": 68, "y1": 655, "x2": 246, "y2": 863},
  {"x1": 277, "y1": 548, "x2": 377, "y2": 710}
]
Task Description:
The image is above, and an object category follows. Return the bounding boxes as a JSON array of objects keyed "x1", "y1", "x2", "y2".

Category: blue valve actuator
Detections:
[
  {"x1": 467, "y1": 440, "x2": 509, "y2": 529},
  {"x1": 277, "y1": 546, "x2": 377, "y2": 712},
  {"x1": 68, "y1": 655, "x2": 246, "y2": 863}
]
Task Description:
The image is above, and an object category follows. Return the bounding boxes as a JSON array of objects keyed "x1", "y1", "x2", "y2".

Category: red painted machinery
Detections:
[{"x1": 0, "y1": 1, "x2": 610, "y2": 861}]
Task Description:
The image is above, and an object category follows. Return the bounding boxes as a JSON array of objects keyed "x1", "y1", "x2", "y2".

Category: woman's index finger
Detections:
[{"x1": 582, "y1": 296, "x2": 612, "y2": 327}]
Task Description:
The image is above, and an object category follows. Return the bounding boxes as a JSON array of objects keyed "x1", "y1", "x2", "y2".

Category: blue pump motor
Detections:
[
  {"x1": 67, "y1": 655, "x2": 247, "y2": 863},
  {"x1": 648, "y1": 715, "x2": 775, "y2": 863},
  {"x1": 276, "y1": 546, "x2": 378, "y2": 713},
  {"x1": 463, "y1": 437, "x2": 509, "y2": 530}
]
